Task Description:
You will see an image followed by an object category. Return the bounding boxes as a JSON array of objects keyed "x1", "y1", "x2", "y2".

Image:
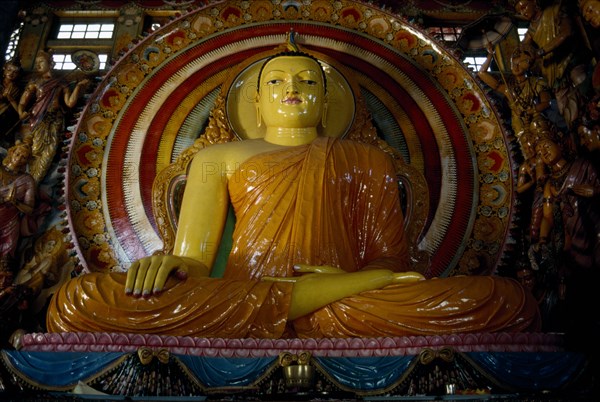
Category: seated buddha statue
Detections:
[{"x1": 47, "y1": 44, "x2": 540, "y2": 339}]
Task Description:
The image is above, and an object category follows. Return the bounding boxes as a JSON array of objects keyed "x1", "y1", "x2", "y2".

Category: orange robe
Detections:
[{"x1": 47, "y1": 138, "x2": 540, "y2": 337}]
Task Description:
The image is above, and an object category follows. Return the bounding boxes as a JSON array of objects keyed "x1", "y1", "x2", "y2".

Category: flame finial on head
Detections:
[{"x1": 286, "y1": 29, "x2": 300, "y2": 52}]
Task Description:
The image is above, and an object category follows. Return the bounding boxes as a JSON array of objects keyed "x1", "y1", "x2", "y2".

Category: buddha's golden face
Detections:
[{"x1": 257, "y1": 56, "x2": 325, "y2": 129}]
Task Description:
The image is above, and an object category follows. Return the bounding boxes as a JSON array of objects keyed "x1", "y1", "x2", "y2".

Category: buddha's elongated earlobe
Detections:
[
  {"x1": 321, "y1": 99, "x2": 328, "y2": 128},
  {"x1": 255, "y1": 97, "x2": 262, "y2": 128}
]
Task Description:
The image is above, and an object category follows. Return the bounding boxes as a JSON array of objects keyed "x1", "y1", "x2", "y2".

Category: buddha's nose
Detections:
[{"x1": 287, "y1": 80, "x2": 299, "y2": 93}]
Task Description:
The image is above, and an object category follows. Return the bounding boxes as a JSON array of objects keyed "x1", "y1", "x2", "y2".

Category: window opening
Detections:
[
  {"x1": 463, "y1": 56, "x2": 489, "y2": 72},
  {"x1": 56, "y1": 23, "x2": 114, "y2": 39},
  {"x1": 428, "y1": 26, "x2": 463, "y2": 43},
  {"x1": 52, "y1": 53, "x2": 108, "y2": 70},
  {"x1": 4, "y1": 22, "x2": 23, "y2": 62}
]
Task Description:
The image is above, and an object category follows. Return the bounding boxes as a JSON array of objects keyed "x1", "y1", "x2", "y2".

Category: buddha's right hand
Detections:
[{"x1": 125, "y1": 254, "x2": 209, "y2": 297}]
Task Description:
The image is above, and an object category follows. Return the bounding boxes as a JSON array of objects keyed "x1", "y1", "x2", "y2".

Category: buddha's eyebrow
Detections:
[
  {"x1": 263, "y1": 69, "x2": 285, "y2": 76},
  {"x1": 264, "y1": 69, "x2": 319, "y2": 76},
  {"x1": 297, "y1": 69, "x2": 319, "y2": 76}
]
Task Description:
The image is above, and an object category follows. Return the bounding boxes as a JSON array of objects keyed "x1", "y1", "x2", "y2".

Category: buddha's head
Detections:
[{"x1": 255, "y1": 52, "x2": 327, "y2": 130}]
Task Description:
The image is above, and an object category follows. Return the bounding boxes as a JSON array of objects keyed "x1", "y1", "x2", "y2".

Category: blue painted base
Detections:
[{"x1": 0, "y1": 348, "x2": 592, "y2": 399}]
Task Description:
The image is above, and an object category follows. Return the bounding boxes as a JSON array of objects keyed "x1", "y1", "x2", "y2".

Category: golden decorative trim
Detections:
[
  {"x1": 418, "y1": 347, "x2": 455, "y2": 365},
  {"x1": 279, "y1": 351, "x2": 312, "y2": 367},
  {"x1": 137, "y1": 347, "x2": 170, "y2": 365}
]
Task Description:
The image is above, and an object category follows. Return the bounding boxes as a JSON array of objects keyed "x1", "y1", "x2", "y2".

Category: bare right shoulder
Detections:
[{"x1": 190, "y1": 139, "x2": 284, "y2": 179}]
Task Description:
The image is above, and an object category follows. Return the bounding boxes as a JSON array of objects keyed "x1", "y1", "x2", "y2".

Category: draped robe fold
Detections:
[{"x1": 47, "y1": 138, "x2": 540, "y2": 337}]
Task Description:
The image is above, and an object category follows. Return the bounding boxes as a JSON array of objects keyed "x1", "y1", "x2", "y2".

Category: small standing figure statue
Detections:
[
  {"x1": 535, "y1": 136, "x2": 600, "y2": 268},
  {"x1": 515, "y1": 0, "x2": 591, "y2": 128},
  {"x1": 0, "y1": 141, "x2": 35, "y2": 277},
  {"x1": 534, "y1": 135, "x2": 600, "y2": 360},
  {"x1": 0, "y1": 60, "x2": 22, "y2": 147},
  {"x1": 478, "y1": 45, "x2": 553, "y2": 142},
  {"x1": 17, "y1": 50, "x2": 89, "y2": 184},
  {"x1": 577, "y1": 94, "x2": 600, "y2": 159},
  {"x1": 0, "y1": 142, "x2": 37, "y2": 349},
  {"x1": 516, "y1": 134, "x2": 549, "y2": 243}
]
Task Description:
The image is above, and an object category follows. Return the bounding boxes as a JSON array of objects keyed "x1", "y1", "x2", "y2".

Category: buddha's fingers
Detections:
[
  {"x1": 132, "y1": 258, "x2": 151, "y2": 296},
  {"x1": 261, "y1": 276, "x2": 299, "y2": 283},
  {"x1": 143, "y1": 262, "x2": 161, "y2": 296},
  {"x1": 293, "y1": 264, "x2": 344, "y2": 274},
  {"x1": 151, "y1": 255, "x2": 186, "y2": 294},
  {"x1": 124, "y1": 261, "x2": 139, "y2": 295}
]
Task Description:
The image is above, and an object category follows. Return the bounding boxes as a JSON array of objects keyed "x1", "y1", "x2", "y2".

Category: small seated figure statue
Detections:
[{"x1": 47, "y1": 47, "x2": 540, "y2": 338}]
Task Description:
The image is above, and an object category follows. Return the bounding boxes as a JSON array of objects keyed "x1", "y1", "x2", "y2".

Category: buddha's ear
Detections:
[{"x1": 321, "y1": 97, "x2": 328, "y2": 128}]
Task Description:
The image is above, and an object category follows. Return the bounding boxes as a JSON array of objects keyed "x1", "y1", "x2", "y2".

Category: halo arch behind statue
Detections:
[{"x1": 67, "y1": 1, "x2": 514, "y2": 278}]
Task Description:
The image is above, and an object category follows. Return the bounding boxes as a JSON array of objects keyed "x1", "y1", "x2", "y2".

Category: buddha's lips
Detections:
[{"x1": 283, "y1": 96, "x2": 301, "y2": 104}]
